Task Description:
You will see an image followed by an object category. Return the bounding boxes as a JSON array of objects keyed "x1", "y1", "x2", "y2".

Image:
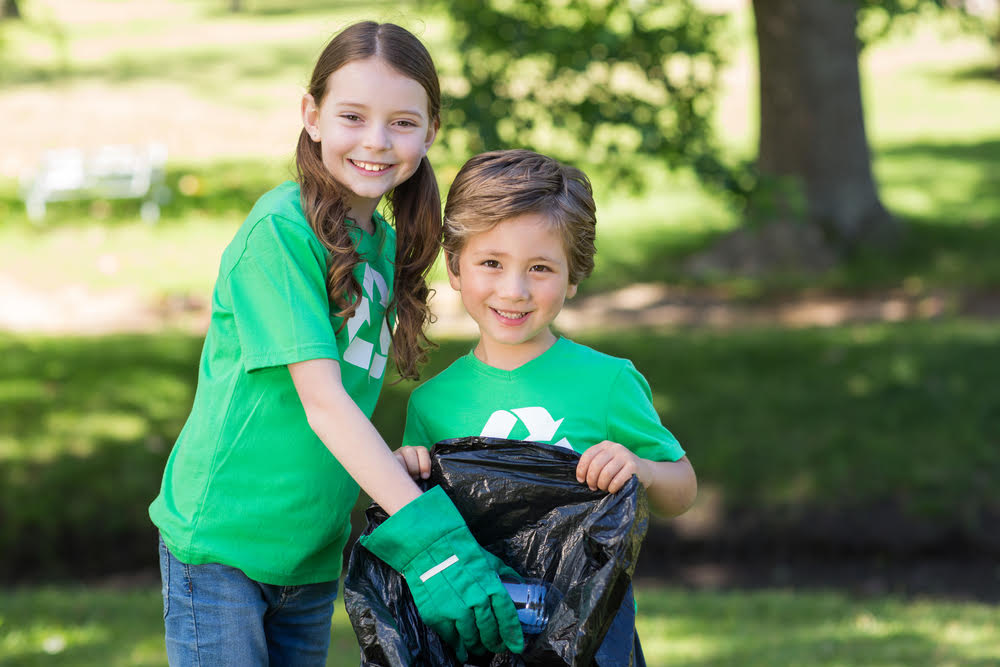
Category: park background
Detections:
[{"x1": 1, "y1": 0, "x2": 998, "y2": 664}]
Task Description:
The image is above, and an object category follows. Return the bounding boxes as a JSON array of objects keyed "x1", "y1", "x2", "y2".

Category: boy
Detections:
[{"x1": 395, "y1": 149, "x2": 696, "y2": 519}]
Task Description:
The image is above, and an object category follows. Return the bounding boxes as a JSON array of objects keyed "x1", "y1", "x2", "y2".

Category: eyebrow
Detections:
[
  {"x1": 472, "y1": 248, "x2": 561, "y2": 264},
  {"x1": 331, "y1": 101, "x2": 427, "y2": 118}
]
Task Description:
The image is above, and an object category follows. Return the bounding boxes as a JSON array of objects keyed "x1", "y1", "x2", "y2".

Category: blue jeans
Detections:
[{"x1": 158, "y1": 535, "x2": 339, "y2": 666}]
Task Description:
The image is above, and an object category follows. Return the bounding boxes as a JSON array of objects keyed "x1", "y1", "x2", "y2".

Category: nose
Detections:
[
  {"x1": 497, "y1": 271, "x2": 529, "y2": 301},
  {"x1": 362, "y1": 124, "x2": 391, "y2": 151}
]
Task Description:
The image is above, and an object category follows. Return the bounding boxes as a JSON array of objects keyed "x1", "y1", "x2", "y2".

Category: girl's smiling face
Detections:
[
  {"x1": 302, "y1": 57, "x2": 437, "y2": 223},
  {"x1": 448, "y1": 212, "x2": 578, "y2": 370}
]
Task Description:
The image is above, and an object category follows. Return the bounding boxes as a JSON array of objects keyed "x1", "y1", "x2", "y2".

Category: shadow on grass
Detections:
[
  {"x1": 0, "y1": 333, "x2": 201, "y2": 582},
  {"x1": 585, "y1": 138, "x2": 1000, "y2": 294},
  {"x1": 1, "y1": 318, "x2": 998, "y2": 582},
  {"x1": 378, "y1": 324, "x2": 1000, "y2": 554},
  {"x1": 937, "y1": 62, "x2": 1000, "y2": 85},
  {"x1": 878, "y1": 139, "x2": 1000, "y2": 225}
]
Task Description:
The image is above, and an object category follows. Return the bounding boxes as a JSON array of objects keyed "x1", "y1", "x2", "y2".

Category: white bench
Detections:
[{"x1": 21, "y1": 143, "x2": 169, "y2": 222}]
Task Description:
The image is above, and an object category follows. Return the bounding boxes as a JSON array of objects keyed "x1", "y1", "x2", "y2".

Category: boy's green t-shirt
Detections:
[
  {"x1": 149, "y1": 181, "x2": 396, "y2": 585},
  {"x1": 403, "y1": 337, "x2": 684, "y2": 462}
]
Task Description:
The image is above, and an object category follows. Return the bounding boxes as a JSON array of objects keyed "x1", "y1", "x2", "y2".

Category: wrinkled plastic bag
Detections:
[{"x1": 344, "y1": 437, "x2": 649, "y2": 666}]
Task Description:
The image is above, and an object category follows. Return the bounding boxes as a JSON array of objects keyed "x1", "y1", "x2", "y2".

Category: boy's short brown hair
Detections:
[{"x1": 442, "y1": 150, "x2": 596, "y2": 285}]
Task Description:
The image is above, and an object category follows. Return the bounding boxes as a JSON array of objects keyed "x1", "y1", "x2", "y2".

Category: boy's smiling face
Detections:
[{"x1": 448, "y1": 212, "x2": 577, "y2": 370}]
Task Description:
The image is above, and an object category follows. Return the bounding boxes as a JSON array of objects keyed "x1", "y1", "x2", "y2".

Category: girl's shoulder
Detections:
[
  {"x1": 219, "y1": 182, "x2": 318, "y2": 269},
  {"x1": 245, "y1": 181, "x2": 306, "y2": 228},
  {"x1": 234, "y1": 182, "x2": 312, "y2": 242}
]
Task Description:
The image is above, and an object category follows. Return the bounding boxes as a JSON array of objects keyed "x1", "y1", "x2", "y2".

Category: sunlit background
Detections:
[{"x1": 1, "y1": 0, "x2": 998, "y2": 664}]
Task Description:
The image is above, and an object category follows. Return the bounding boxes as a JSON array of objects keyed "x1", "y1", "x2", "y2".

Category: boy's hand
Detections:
[
  {"x1": 394, "y1": 445, "x2": 431, "y2": 480},
  {"x1": 576, "y1": 440, "x2": 649, "y2": 493}
]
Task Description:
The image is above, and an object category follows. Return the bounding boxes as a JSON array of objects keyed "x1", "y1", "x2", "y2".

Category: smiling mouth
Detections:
[
  {"x1": 350, "y1": 159, "x2": 393, "y2": 173},
  {"x1": 492, "y1": 308, "x2": 529, "y2": 321}
]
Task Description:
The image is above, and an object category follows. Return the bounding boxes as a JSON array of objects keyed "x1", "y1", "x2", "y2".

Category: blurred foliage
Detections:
[
  {"x1": 859, "y1": 0, "x2": 998, "y2": 47},
  {"x1": 439, "y1": 0, "x2": 996, "y2": 209},
  {"x1": 441, "y1": 0, "x2": 749, "y2": 197}
]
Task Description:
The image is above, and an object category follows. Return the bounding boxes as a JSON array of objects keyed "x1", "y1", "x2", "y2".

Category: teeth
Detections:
[
  {"x1": 494, "y1": 309, "x2": 527, "y2": 320},
  {"x1": 352, "y1": 160, "x2": 389, "y2": 172}
]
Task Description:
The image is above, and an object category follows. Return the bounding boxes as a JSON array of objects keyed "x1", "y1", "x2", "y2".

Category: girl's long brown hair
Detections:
[{"x1": 295, "y1": 21, "x2": 441, "y2": 381}]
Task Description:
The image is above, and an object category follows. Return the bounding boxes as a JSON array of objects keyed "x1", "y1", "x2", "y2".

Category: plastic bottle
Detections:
[{"x1": 501, "y1": 577, "x2": 561, "y2": 635}]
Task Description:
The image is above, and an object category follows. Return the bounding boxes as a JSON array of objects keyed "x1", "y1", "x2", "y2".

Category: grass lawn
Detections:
[
  {"x1": 0, "y1": 3, "x2": 998, "y2": 665},
  {"x1": 1, "y1": 319, "x2": 996, "y2": 580},
  {"x1": 1, "y1": 582, "x2": 997, "y2": 666}
]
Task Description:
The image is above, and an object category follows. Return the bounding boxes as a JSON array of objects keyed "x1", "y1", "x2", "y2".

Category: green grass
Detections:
[
  {"x1": 2, "y1": 319, "x2": 995, "y2": 580},
  {"x1": 0, "y1": 3, "x2": 997, "y2": 661},
  {"x1": 378, "y1": 322, "x2": 1000, "y2": 521},
  {"x1": 635, "y1": 584, "x2": 1000, "y2": 666},
  {"x1": 1, "y1": 582, "x2": 997, "y2": 666}
]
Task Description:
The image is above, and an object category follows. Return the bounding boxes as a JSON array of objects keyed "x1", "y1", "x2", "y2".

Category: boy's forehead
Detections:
[{"x1": 461, "y1": 214, "x2": 570, "y2": 259}]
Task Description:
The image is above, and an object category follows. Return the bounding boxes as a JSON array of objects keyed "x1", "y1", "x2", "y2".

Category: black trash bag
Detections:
[{"x1": 344, "y1": 437, "x2": 650, "y2": 666}]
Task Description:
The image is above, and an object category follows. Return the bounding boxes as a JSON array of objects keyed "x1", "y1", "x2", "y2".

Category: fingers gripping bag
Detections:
[{"x1": 344, "y1": 437, "x2": 650, "y2": 666}]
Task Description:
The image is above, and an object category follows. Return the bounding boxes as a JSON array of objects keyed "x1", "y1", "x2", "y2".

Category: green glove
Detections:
[{"x1": 360, "y1": 486, "x2": 525, "y2": 660}]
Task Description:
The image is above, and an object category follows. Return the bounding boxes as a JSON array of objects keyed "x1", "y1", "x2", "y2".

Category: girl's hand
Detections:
[
  {"x1": 394, "y1": 445, "x2": 431, "y2": 480},
  {"x1": 576, "y1": 440, "x2": 649, "y2": 494}
]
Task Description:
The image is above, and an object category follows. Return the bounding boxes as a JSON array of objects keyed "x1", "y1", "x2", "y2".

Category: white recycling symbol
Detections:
[
  {"x1": 342, "y1": 263, "x2": 391, "y2": 379},
  {"x1": 480, "y1": 406, "x2": 573, "y2": 450}
]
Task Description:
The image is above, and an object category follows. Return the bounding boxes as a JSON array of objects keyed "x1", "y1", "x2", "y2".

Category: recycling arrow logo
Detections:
[
  {"x1": 480, "y1": 406, "x2": 573, "y2": 450},
  {"x1": 342, "y1": 263, "x2": 391, "y2": 380}
]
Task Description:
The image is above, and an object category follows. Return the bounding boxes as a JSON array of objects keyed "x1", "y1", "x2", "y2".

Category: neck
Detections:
[
  {"x1": 474, "y1": 331, "x2": 558, "y2": 371},
  {"x1": 346, "y1": 199, "x2": 379, "y2": 235}
]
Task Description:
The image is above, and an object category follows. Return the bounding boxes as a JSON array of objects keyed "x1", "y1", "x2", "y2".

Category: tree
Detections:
[
  {"x1": 751, "y1": 0, "x2": 898, "y2": 248},
  {"x1": 443, "y1": 0, "x2": 732, "y2": 191},
  {"x1": 1, "y1": 0, "x2": 21, "y2": 20},
  {"x1": 445, "y1": 0, "x2": 983, "y2": 262}
]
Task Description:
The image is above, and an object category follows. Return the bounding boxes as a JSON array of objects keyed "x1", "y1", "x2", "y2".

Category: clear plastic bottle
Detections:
[{"x1": 501, "y1": 577, "x2": 561, "y2": 635}]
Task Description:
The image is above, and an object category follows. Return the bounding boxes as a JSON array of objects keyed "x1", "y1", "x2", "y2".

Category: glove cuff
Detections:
[{"x1": 359, "y1": 486, "x2": 466, "y2": 571}]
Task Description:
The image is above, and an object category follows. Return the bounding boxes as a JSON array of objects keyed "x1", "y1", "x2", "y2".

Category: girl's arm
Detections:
[
  {"x1": 288, "y1": 357, "x2": 422, "y2": 514},
  {"x1": 577, "y1": 441, "x2": 697, "y2": 517},
  {"x1": 289, "y1": 356, "x2": 525, "y2": 658}
]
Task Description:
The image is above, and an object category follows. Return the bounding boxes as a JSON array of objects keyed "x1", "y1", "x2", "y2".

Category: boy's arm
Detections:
[
  {"x1": 398, "y1": 392, "x2": 433, "y2": 478},
  {"x1": 637, "y1": 455, "x2": 697, "y2": 517},
  {"x1": 577, "y1": 440, "x2": 697, "y2": 517}
]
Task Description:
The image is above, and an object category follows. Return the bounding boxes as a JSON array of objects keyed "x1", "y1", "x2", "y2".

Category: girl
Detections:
[{"x1": 149, "y1": 22, "x2": 522, "y2": 665}]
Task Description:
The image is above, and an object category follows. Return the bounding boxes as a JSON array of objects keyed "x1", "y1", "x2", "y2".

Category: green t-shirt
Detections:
[
  {"x1": 403, "y1": 337, "x2": 684, "y2": 462},
  {"x1": 149, "y1": 181, "x2": 396, "y2": 585}
]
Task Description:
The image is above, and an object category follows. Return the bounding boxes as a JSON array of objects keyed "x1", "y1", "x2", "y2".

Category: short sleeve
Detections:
[
  {"x1": 401, "y1": 393, "x2": 433, "y2": 450},
  {"x1": 607, "y1": 362, "x2": 685, "y2": 462},
  {"x1": 228, "y1": 216, "x2": 340, "y2": 372}
]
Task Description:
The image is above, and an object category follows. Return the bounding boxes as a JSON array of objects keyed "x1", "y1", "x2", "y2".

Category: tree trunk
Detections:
[
  {"x1": 752, "y1": 0, "x2": 899, "y2": 248},
  {"x1": 1, "y1": 0, "x2": 21, "y2": 20}
]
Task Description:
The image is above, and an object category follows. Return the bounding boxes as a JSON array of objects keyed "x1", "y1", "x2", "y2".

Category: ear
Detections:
[
  {"x1": 446, "y1": 257, "x2": 462, "y2": 292},
  {"x1": 423, "y1": 117, "x2": 439, "y2": 153},
  {"x1": 567, "y1": 283, "x2": 578, "y2": 299},
  {"x1": 301, "y1": 93, "x2": 320, "y2": 142}
]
